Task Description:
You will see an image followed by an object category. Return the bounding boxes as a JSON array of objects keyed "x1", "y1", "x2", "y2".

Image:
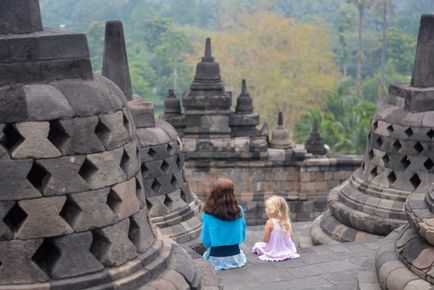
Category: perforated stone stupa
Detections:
[
  {"x1": 102, "y1": 21, "x2": 203, "y2": 246},
  {"x1": 365, "y1": 14, "x2": 434, "y2": 290},
  {"x1": 0, "y1": 2, "x2": 209, "y2": 289},
  {"x1": 311, "y1": 13, "x2": 434, "y2": 245}
]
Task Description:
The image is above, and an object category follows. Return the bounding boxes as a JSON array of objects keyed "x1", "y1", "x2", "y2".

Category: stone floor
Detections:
[{"x1": 218, "y1": 222, "x2": 382, "y2": 290}]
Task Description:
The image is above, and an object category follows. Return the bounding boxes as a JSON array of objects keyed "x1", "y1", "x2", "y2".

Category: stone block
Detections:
[
  {"x1": 0, "y1": 239, "x2": 48, "y2": 285},
  {"x1": 137, "y1": 127, "x2": 171, "y2": 147},
  {"x1": 98, "y1": 110, "x2": 131, "y2": 150},
  {"x1": 147, "y1": 196, "x2": 170, "y2": 217},
  {"x1": 161, "y1": 270, "x2": 190, "y2": 290},
  {"x1": 56, "y1": 116, "x2": 105, "y2": 154},
  {"x1": 139, "y1": 143, "x2": 173, "y2": 163},
  {"x1": 0, "y1": 59, "x2": 93, "y2": 88},
  {"x1": 23, "y1": 84, "x2": 74, "y2": 121},
  {"x1": 109, "y1": 178, "x2": 141, "y2": 221},
  {"x1": 0, "y1": 201, "x2": 15, "y2": 240},
  {"x1": 37, "y1": 156, "x2": 90, "y2": 195},
  {"x1": 0, "y1": 84, "x2": 31, "y2": 125},
  {"x1": 0, "y1": 160, "x2": 41, "y2": 200},
  {"x1": 91, "y1": 219, "x2": 137, "y2": 266},
  {"x1": 84, "y1": 147, "x2": 126, "y2": 189},
  {"x1": 11, "y1": 122, "x2": 61, "y2": 158},
  {"x1": 16, "y1": 196, "x2": 73, "y2": 239},
  {"x1": 155, "y1": 119, "x2": 179, "y2": 141},
  {"x1": 142, "y1": 157, "x2": 179, "y2": 179},
  {"x1": 49, "y1": 271, "x2": 113, "y2": 290},
  {"x1": 128, "y1": 99, "x2": 156, "y2": 128},
  {"x1": 64, "y1": 188, "x2": 117, "y2": 232},
  {"x1": 0, "y1": 0, "x2": 42, "y2": 34},
  {"x1": 45, "y1": 232, "x2": 104, "y2": 279},
  {"x1": 52, "y1": 78, "x2": 124, "y2": 117},
  {"x1": 129, "y1": 209, "x2": 155, "y2": 253},
  {"x1": 121, "y1": 142, "x2": 140, "y2": 178}
]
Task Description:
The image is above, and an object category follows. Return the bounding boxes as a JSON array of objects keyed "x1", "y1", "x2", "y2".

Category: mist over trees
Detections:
[{"x1": 39, "y1": 0, "x2": 434, "y2": 154}]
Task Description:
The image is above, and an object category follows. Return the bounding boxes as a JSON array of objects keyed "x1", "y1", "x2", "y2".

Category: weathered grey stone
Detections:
[
  {"x1": 269, "y1": 112, "x2": 293, "y2": 149},
  {"x1": 0, "y1": 85, "x2": 28, "y2": 123},
  {"x1": 137, "y1": 128, "x2": 171, "y2": 147},
  {"x1": 98, "y1": 111, "x2": 131, "y2": 150},
  {"x1": 411, "y1": 15, "x2": 434, "y2": 88},
  {"x1": 91, "y1": 219, "x2": 136, "y2": 267},
  {"x1": 129, "y1": 209, "x2": 155, "y2": 253},
  {"x1": 55, "y1": 116, "x2": 105, "y2": 154},
  {"x1": 37, "y1": 156, "x2": 90, "y2": 195},
  {"x1": 0, "y1": 201, "x2": 15, "y2": 240},
  {"x1": 4, "y1": 31, "x2": 89, "y2": 63},
  {"x1": 163, "y1": 90, "x2": 181, "y2": 114},
  {"x1": 51, "y1": 78, "x2": 124, "y2": 117},
  {"x1": 0, "y1": 160, "x2": 41, "y2": 200},
  {"x1": 16, "y1": 196, "x2": 73, "y2": 239},
  {"x1": 109, "y1": 178, "x2": 141, "y2": 221},
  {"x1": 121, "y1": 142, "x2": 140, "y2": 178},
  {"x1": 0, "y1": 58, "x2": 93, "y2": 87},
  {"x1": 63, "y1": 188, "x2": 117, "y2": 232},
  {"x1": 147, "y1": 196, "x2": 170, "y2": 217},
  {"x1": 11, "y1": 122, "x2": 61, "y2": 158},
  {"x1": 83, "y1": 147, "x2": 126, "y2": 189},
  {"x1": 0, "y1": 239, "x2": 48, "y2": 284},
  {"x1": 102, "y1": 21, "x2": 132, "y2": 101},
  {"x1": 46, "y1": 232, "x2": 104, "y2": 279},
  {"x1": 0, "y1": 0, "x2": 42, "y2": 34},
  {"x1": 23, "y1": 84, "x2": 74, "y2": 121},
  {"x1": 129, "y1": 98, "x2": 156, "y2": 128}
]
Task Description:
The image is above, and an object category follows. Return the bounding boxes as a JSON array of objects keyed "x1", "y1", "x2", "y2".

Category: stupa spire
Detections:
[
  {"x1": 411, "y1": 14, "x2": 434, "y2": 87},
  {"x1": 235, "y1": 79, "x2": 254, "y2": 113},
  {"x1": 102, "y1": 20, "x2": 133, "y2": 101},
  {"x1": 203, "y1": 37, "x2": 214, "y2": 62}
]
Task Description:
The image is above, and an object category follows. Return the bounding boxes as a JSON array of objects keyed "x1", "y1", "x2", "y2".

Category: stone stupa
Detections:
[
  {"x1": 370, "y1": 14, "x2": 434, "y2": 290},
  {"x1": 0, "y1": 2, "x2": 211, "y2": 289},
  {"x1": 311, "y1": 13, "x2": 434, "y2": 245},
  {"x1": 102, "y1": 20, "x2": 203, "y2": 247}
]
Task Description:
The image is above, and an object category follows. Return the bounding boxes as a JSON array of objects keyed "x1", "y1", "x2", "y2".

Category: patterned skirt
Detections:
[{"x1": 203, "y1": 249, "x2": 247, "y2": 271}]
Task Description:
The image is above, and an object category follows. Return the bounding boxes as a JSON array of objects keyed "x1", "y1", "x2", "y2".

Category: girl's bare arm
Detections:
[{"x1": 263, "y1": 219, "x2": 274, "y2": 242}]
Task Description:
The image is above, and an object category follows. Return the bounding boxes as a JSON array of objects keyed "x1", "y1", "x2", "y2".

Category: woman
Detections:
[{"x1": 200, "y1": 178, "x2": 247, "y2": 270}]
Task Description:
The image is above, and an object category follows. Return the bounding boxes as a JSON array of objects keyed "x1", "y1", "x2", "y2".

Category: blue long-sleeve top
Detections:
[{"x1": 200, "y1": 206, "x2": 247, "y2": 248}]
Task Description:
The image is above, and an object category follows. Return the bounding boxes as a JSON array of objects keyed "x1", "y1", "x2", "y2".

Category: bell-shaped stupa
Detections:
[
  {"x1": 311, "y1": 13, "x2": 434, "y2": 245},
  {"x1": 0, "y1": 3, "x2": 208, "y2": 288}
]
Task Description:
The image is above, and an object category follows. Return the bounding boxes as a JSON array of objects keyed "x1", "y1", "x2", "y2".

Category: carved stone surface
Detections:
[
  {"x1": 312, "y1": 14, "x2": 434, "y2": 246},
  {"x1": 129, "y1": 98, "x2": 203, "y2": 245},
  {"x1": 269, "y1": 112, "x2": 293, "y2": 149},
  {"x1": 0, "y1": 3, "x2": 207, "y2": 289},
  {"x1": 102, "y1": 21, "x2": 132, "y2": 101},
  {"x1": 305, "y1": 119, "x2": 327, "y2": 156}
]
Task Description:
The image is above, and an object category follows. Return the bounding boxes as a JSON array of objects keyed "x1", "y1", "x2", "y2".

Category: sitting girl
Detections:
[
  {"x1": 200, "y1": 178, "x2": 247, "y2": 270},
  {"x1": 252, "y1": 195, "x2": 300, "y2": 261}
]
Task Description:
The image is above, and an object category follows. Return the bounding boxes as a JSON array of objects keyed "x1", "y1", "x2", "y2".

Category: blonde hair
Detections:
[{"x1": 265, "y1": 196, "x2": 292, "y2": 234}]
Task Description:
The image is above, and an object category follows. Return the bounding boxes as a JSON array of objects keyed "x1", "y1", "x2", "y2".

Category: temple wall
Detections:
[{"x1": 184, "y1": 156, "x2": 362, "y2": 225}]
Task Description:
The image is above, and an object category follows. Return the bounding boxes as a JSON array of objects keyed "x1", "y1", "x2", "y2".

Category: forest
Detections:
[{"x1": 39, "y1": 0, "x2": 434, "y2": 154}]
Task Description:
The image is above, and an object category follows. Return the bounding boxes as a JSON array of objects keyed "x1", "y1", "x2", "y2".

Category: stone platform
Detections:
[{"x1": 219, "y1": 222, "x2": 383, "y2": 290}]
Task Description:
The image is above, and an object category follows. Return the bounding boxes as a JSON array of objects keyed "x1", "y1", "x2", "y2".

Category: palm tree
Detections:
[
  {"x1": 373, "y1": 0, "x2": 395, "y2": 95},
  {"x1": 348, "y1": 0, "x2": 373, "y2": 98}
]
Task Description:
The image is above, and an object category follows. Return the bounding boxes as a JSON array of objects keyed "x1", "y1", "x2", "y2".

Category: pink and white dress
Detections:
[{"x1": 252, "y1": 218, "x2": 300, "y2": 261}]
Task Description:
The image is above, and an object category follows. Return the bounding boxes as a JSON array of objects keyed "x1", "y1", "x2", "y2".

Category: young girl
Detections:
[
  {"x1": 200, "y1": 178, "x2": 247, "y2": 270},
  {"x1": 252, "y1": 195, "x2": 300, "y2": 261}
]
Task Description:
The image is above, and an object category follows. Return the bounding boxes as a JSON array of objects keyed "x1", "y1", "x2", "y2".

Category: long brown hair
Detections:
[{"x1": 203, "y1": 178, "x2": 241, "y2": 221}]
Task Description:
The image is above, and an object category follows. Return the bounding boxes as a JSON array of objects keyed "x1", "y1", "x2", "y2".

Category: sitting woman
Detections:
[{"x1": 200, "y1": 178, "x2": 247, "y2": 270}]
